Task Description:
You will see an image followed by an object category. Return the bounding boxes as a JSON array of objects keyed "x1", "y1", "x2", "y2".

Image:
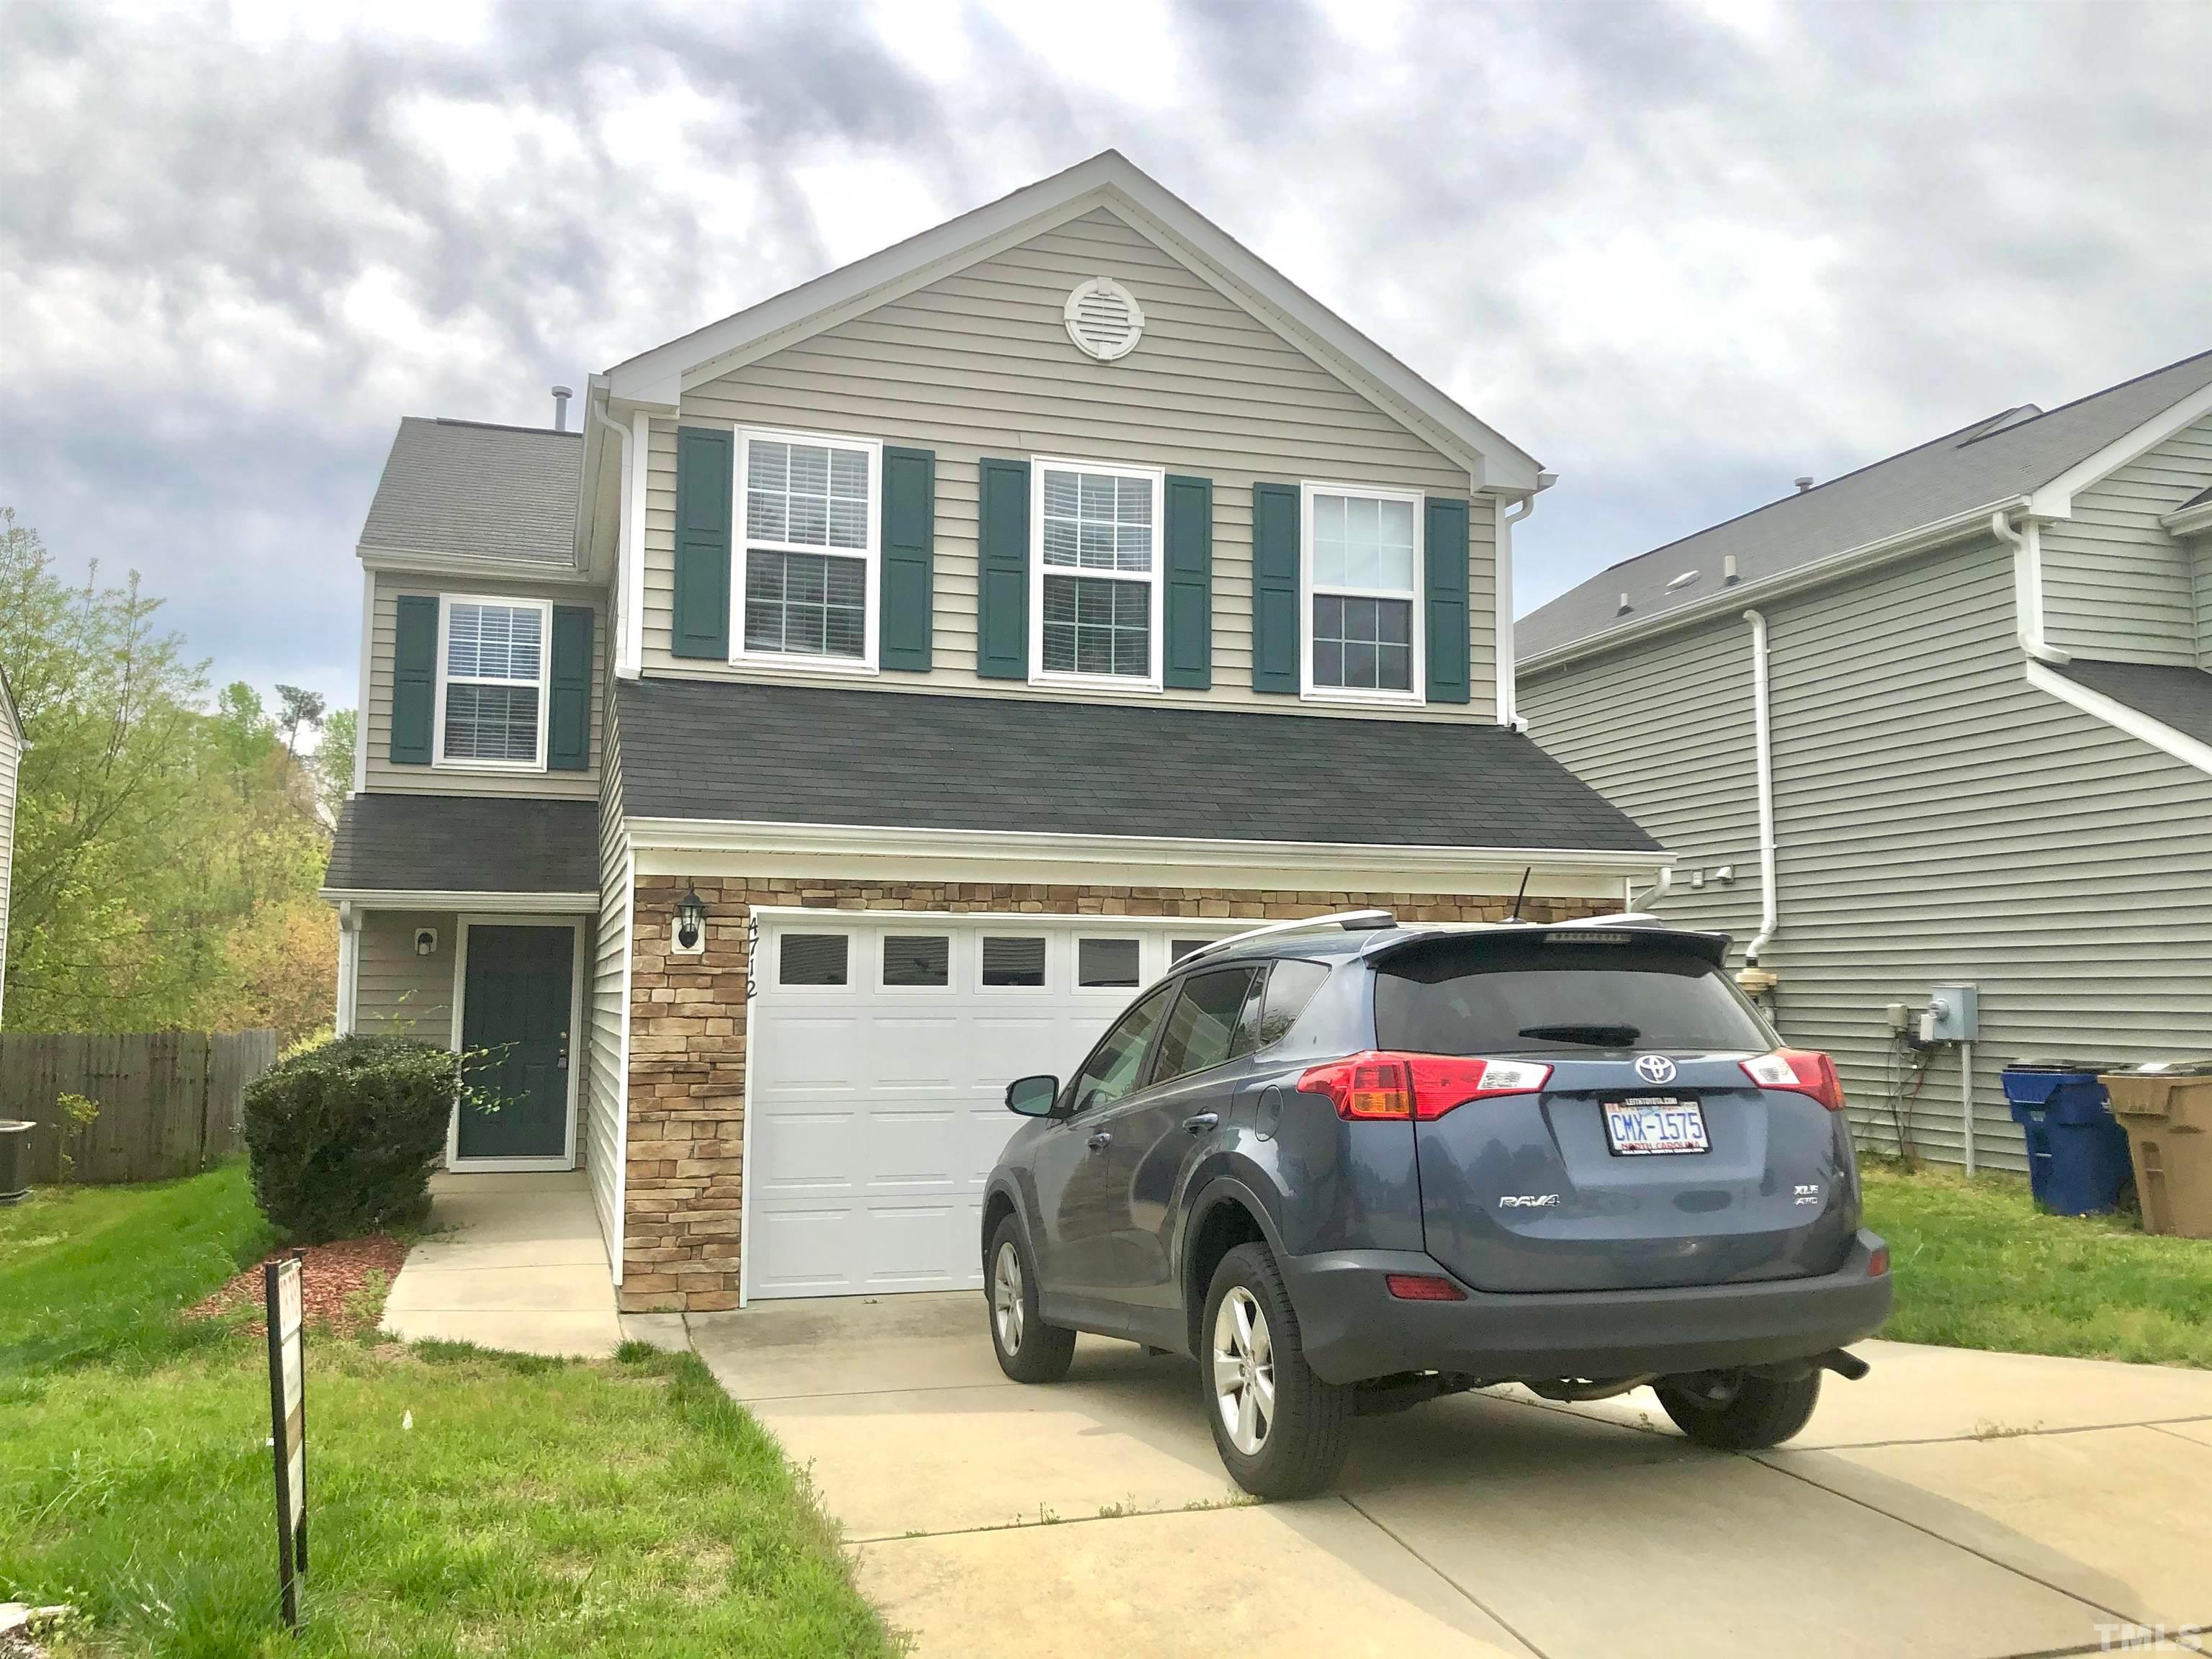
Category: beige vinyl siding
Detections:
[
  {"x1": 0, "y1": 713, "x2": 18, "y2": 1023},
  {"x1": 1524, "y1": 532, "x2": 2212, "y2": 1174},
  {"x1": 363, "y1": 570, "x2": 605, "y2": 798},
  {"x1": 1519, "y1": 621, "x2": 1766, "y2": 950},
  {"x1": 2042, "y1": 415, "x2": 2212, "y2": 665},
  {"x1": 642, "y1": 207, "x2": 1498, "y2": 721},
  {"x1": 2188, "y1": 531, "x2": 2212, "y2": 665},
  {"x1": 356, "y1": 910, "x2": 457, "y2": 1040},
  {"x1": 584, "y1": 684, "x2": 629, "y2": 1265}
]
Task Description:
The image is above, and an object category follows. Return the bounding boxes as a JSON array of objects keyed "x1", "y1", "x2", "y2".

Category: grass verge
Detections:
[
  {"x1": 1863, "y1": 1159, "x2": 2212, "y2": 1369},
  {"x1": 1, "y1": 1166, "x2": 895, "y2": 1658}
]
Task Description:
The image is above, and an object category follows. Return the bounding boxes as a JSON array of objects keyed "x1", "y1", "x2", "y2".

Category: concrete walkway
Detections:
[
  {"x1": 692, "y1": 1294, "x2": 2212, "y2": 1659},
  {"x1": 379, "y1": 1171, "x2": 621, "y2": 1357}
]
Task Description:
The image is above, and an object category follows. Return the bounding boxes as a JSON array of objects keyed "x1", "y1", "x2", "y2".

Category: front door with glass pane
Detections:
[{"x1": 456, "y1": 924, "x2": 575, "y2": 1164}]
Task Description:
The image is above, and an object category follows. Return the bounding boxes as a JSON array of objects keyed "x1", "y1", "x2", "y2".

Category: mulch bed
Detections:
[{"x1": 189, "y1": 1236, "x2": 409, "y2": 1337}]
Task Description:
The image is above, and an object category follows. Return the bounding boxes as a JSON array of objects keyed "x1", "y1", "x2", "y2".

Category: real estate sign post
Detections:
[{"x1": 264, "y1": 1253, "x2": 308, "y2": 1632}]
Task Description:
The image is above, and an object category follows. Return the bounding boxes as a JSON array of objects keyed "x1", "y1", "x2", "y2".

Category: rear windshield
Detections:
[{"x1": 1374, "y1": 938, "x2": 1770, "y2": 1057}]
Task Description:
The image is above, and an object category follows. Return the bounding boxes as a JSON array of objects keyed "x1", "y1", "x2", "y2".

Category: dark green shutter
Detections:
[
  {"x1": 1163, "y1": 475, "x2": 1213, "y2": 689},
  {"x1": 390, "y1": 595, "x2": 438, "y2": 764},
  {"x1": 1424, "y1": 496, "x2": 1471, "y2": 705},
  {"x1": 976, "y1": 458, "x2": 1030, "y2": 679},
  {"x1": 1250, "y1": 483, "x2": 1300, "y2": 695},
  {"x1": 880, "y1": 446, "x2": 935, "y2": 671},
  {"x1": 673, "y1": 426, "x2": 732, "y2": 658},
  {"x1": 548, "y1": 606, "x2": 594, "y2": 770}
]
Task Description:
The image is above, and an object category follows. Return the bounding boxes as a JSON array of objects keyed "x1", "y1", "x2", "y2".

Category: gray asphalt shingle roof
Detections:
[
  {"x1": 326, "y1": 793, "x2": 599, "y2": 894},
  {"x1": 616, "y1": 679, "x2": 1661, "y2": 853},
  {"x1": 2054, "y1": 660, "x2": 2212, "y2": 750},
  {"x1": 359, "y1": 417, "x2": 582, "y2": 566},
  {"x1": 1520, "y1": 350, "x2": 2212, "y2": 660}
]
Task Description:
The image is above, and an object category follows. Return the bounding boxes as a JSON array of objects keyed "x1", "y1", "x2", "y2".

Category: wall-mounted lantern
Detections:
[
  {"x1": 673, "y1": 884, "x2": 709, "y2": 956},
  {"x1": 413, "y1": 927, "x2": 439, "y2": 957}
]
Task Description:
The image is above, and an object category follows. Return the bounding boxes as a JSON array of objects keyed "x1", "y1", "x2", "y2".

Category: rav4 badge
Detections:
[{"x1": 1498, "y1": 1193, "x2": 1563, "y2": 1208}]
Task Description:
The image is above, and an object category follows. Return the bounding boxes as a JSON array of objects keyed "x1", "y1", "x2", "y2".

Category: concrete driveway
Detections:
[{"x1": 692, "y1": 1296, "x2": 2212, "y2": 1659}]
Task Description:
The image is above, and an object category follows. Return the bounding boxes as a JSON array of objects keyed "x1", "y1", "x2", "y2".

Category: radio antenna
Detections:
[{"x1": 1507, "y1": 866, "x2": 1532, "y2": 922}]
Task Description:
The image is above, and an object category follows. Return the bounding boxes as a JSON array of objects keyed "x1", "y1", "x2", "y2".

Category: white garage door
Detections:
[{"x1": 744, "y1": 914, "x2": 1236, "y2": 1300}]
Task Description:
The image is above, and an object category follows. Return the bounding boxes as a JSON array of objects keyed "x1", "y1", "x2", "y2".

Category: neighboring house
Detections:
[
  {"x1": 0, "y1": 665, "x2": 19, "y2": 1025},
  {"x1": 1519, "y1": 352, "x2": 2212, "y2": 1173},
  {"x1": 322, "y1": 152, "x2": 1666, "y2": 1312}
]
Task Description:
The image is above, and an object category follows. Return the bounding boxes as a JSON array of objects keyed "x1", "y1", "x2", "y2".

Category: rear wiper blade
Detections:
[{"x1": 1516, "y1": 1023, "x2": 1641, "y2": 1046}]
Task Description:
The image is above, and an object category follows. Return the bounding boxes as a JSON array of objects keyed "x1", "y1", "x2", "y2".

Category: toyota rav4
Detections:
[{"x1": 980, "y1": 911, "x2": 1893, "y2": 1498}]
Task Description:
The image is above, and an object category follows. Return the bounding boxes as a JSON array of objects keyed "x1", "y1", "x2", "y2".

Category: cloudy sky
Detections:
[{"x1": 4, "y1": 0, "x2": 2208, "y2": 712}]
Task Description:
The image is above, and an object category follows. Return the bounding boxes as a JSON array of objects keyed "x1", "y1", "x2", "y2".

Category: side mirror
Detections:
[{"x1": 1005, "y1": 1074, "x2": 1061, "y2": 1118}]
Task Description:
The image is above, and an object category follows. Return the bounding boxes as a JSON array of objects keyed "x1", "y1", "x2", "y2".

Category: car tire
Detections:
[
  {"x1": 986, "y1": 1216, "x2": 1075, "y2": 1384},
  {"x1": 1655, "y1": 1367, "x2": 1822, "y2": 1450},
  {"x1": 1200, "y1": 1241, "x2": 1354, "y2": 1499}
]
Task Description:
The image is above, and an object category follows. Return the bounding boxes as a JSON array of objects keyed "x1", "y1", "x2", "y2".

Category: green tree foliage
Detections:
[
  {"x1": 0, "y1": 508, "x2": 335, "y2": 1035},
  {"x1": 313, "y1": 705, "x2": 356, "y2": 824}
]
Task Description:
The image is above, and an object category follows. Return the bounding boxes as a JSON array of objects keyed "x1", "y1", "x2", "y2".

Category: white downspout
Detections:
[
  {"x1": 335, "y1": 902, "x2": 359, "y2": 1035},
  {"x1": 1743, "y1": 609, "x2": 1779, "y2": 967},
  {"x1": 1992, "y1": 510, "x2": 2070, "y2": 665},
  {"x1": 590, "y1": 399, "x2": 640, "y2": 679},
  {"x1": 1496, "y1": 472, "x2": 1556, "y2": 729}
]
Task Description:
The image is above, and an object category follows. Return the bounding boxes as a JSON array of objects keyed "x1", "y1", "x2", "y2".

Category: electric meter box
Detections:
[{"x1": 1925, "y1": 984, "x2": 1979, "y2": 1042}]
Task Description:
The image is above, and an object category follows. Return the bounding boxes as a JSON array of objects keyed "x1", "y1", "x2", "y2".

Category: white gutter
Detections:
[
  {"x1": 589, "y1": 397, "x2": 644, "y2": 680},
  {"x1": 1497, "y1": 471, "x2": 1556, "y2": 728},
  {"x1": 351, "y1": 567, "x2": 373, "y2": 796},
  {"x1": 1990, "y1": 511, "x2": 2070, "y2": 665},
  {"x1": 1743, "y1": 608, "x2": 1779, "y2": 966}
]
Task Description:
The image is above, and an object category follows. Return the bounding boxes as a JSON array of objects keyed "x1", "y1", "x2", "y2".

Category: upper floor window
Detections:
[
  {"x1": 1303, "y1": 483, "x2": 1423, "y2": 704},
  {"x1": 737, "y1": 428, "x2": 881, "y2": 672},
  {"x1": 1030, "y1": 459, "x2": 1164, "y2": 688},
  {"x1": 436, "y1": 596, "x2": 549, "y2": 769}
]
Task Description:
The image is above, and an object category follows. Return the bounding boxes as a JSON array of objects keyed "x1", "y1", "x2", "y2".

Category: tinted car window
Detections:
[
  {"x1": 1153, "y1": 968, "x2": 1262, "y2": 1084},
  {"x1": 1375, "y1": 940, "x2": 1768, "y2": 1056},
  {"x1": 1071, "y1": 984, "x2": 1172, "y2": 1112},
  {"x1": 1251, "y1": 959, "x2": 1329, "y2": 1048}
]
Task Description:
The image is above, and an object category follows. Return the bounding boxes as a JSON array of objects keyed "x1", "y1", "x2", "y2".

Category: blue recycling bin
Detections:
[{"x1": 2002, "y1": 1063, "x2": 2135, "y2": 1215}]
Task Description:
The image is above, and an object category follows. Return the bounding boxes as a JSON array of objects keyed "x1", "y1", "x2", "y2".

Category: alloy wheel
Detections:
[
  {"x1": 993, "y1": 1241, "x2": 1025, "y2": 1354},
  {"x1": 1211, "y1": 1285, "x2": 1276, "y2": 1455}
]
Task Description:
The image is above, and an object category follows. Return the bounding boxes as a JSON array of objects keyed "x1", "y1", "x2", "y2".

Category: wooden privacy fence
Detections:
[{"x1": 0, "y1": 1030, "x2": 280, "y2": 1184}]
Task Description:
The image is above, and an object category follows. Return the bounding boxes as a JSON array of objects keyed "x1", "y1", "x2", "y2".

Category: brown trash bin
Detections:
[{"x1": 2099, "y1": 1066, "x2": 2212, "y2": 1238}]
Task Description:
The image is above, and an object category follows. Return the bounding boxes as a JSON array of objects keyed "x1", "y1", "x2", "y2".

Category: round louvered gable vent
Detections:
[{"x1": 1064, "y1": 276, "x2": 1145, "y2": 361}]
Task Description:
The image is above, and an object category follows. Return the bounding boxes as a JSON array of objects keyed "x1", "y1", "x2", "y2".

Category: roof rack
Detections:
[{"x1": 1177, "y1": 909, "x2": 1397, "y2": 969}]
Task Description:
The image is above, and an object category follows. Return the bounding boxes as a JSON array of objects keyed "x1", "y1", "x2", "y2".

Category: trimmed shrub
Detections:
[{"x1": 242, "y1": 1034, "x2": 458, "y2": 1241}]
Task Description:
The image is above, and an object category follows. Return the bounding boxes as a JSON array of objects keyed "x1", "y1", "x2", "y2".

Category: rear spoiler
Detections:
[{"x1": 1365, "y1": 920, "x2": 1734, "y2": 971}]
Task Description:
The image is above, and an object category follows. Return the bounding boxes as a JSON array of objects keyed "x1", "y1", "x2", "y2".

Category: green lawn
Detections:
[
  {"x1": 1863, "y1": 1159, "x2": 2212, "y2": 1369},
  {"x1": 1, "y1": 1166, "x2": 895, "y2": 1658}
]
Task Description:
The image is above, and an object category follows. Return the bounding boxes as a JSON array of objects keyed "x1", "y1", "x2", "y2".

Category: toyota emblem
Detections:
[{"x1": 1634, "y1": 1054, "x2": 1678, "y2": 1084}]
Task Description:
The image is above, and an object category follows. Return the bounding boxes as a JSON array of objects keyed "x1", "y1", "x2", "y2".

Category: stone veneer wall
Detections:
[{"x1": 621, "y1": 875, "x2": 1606, "y2": 1312}]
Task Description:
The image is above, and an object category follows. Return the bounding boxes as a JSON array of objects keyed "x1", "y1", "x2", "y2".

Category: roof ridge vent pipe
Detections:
[
  {"x1": 1991, "y1": 509, "x2": 2070, "y2": 664},
  {"x1": 1794, "y1": 476, "x2": 1815, "y2": 493},
  {"x1": 1741, "y1": 608, "x2": 1779, "y2": 979},
  {"x1": 551, "y1": 385, "x2": 574, "y2": 431},
  {"x1": 1723, "y1": 554, "x2": 1739, "y2": 585},
  {"x1": 1617, "y1": 591, "x2": 1633, "y2": 616}
]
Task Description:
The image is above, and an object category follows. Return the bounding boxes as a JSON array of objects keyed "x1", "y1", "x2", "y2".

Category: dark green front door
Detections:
[{"x1": 457, "y1": 925, "x2": 575, "y2": 1161}]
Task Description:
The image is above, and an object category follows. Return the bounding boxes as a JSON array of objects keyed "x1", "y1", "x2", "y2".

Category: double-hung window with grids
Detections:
[
  {"x1": 1302, "y1": 483, "x2": 1424, "y2": 702},
  {"x1": 1030, "y1": 459, "x2": 1164, "y2": 688},
  {"x1": 737, "y1": 428, "x2": 882, "y2": 672},
  {"x1": 436, "y1": 596, "x2": 549, "y2": 768}
]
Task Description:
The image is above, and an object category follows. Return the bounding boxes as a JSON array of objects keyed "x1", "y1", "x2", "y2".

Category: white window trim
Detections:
[
  {"x1": 1028, "y1": 455, "x2": 1166, "y2": 693},
  {"x1": 1298, "y1": 480, "x2": 1426, "y2": 708},
  {"x1": 432, "y1": 593, "x2": 552, "y2": 773},
  {"x1": 732, "y1": 425, "x2": 884, "y2": 677}
]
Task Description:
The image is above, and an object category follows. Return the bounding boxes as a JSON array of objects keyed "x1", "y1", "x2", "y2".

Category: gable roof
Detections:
[
  {"x1": 603, "y1": 150, "x2": 1540, "y2": 494},
  {"x1": 1520, "y1": 349, "x2": 2212, "y2": 663},
  {"x1": 2051, "y1": 660, "x2": 2212, "y2": 751},
  {"x1": 616, "y1": 678, "x2": 1660, "y2": 856},
  {"x1": 359, "y1": 417, "x2": 583, "y2": 568}
]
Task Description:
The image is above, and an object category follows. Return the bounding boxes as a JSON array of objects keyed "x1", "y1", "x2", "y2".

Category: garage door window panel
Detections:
[
  {"x1": 1070, "y1": 984, "x2": 1173, "y2": 1115},
  {"x1": 1153, "y1": 968, "x2": 1265, "y2": 1085},
  {"x1": 778, "y1": 932, "x2": 850, "y2": 987},
  {"x1": 981, "y1": 935, "x2": 1048, "y2": 989},
  {"x1": 1078, "y1": 938, "x2": 1141, "y2": 988},
  {"x1": 881, "y1": 933, "x2": 951, "y2": 989}
]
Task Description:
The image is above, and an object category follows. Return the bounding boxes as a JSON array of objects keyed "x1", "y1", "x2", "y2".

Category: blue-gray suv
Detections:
[{"x1": 981, "y1": 912, "x2": 1893, "y2": 1498}]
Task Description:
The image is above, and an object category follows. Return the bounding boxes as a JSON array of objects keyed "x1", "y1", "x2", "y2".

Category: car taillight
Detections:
[
  {"x1": 1385, "y1": 1272, "x2": 1467, "y2": 1301},
  {"x1": 1299, "y1": 1052, "x2": 1552, "y2": 1120},
  {"x1": 1867, "y1": 1245, "x2": 1889, "y2": 1277},
  {"x1": 1741, "y1": 1048, "x2": 1845, "y2": 1110}
]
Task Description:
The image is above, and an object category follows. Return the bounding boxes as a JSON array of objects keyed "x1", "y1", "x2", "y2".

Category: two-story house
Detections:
[
  {"x1": 1518, "y1": 351, "x2": 2212, "y2": 1175},
  {"x1": 323, "y1": 152, "x2": 1666, "y2": 1313}
]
